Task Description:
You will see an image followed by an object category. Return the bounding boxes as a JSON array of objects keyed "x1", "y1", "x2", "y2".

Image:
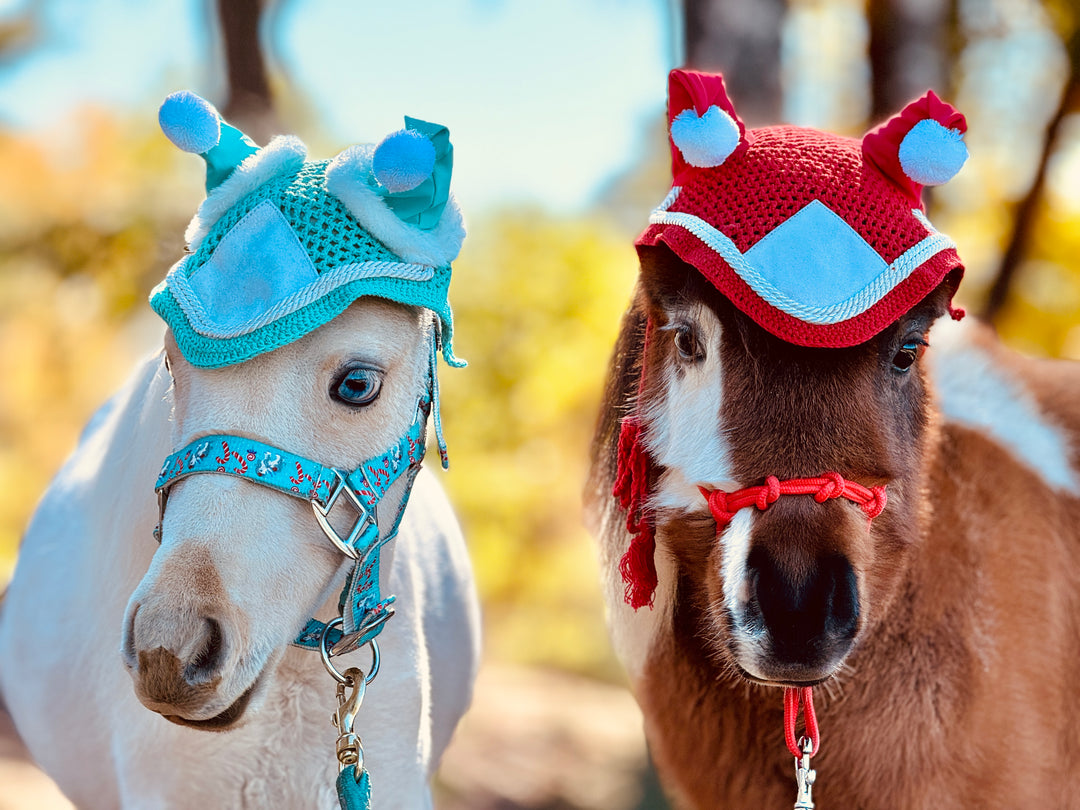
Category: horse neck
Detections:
[{"x1": 53, "y1": 351, "x2": 177, "y2": 608}]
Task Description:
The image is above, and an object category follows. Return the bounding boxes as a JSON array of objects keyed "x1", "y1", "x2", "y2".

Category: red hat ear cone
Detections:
[
  {"x1": 667, "y1": 69, "x2": 748, "y2": 183},
  {"x1": 862, "y1": 90, "x2": 968, "y2": 206}
]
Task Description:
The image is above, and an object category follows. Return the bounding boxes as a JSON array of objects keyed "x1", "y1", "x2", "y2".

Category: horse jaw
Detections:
[{"x1": 122, "y1": 299, "x2": 432, "y2": 728}]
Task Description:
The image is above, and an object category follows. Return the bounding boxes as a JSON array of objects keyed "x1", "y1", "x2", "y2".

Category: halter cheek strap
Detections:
[{"x1": 154, "y1": 398, "x2": 430, "y2": 654}]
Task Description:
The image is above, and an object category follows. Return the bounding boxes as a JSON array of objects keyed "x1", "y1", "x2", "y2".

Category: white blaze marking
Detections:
[
  {"x1": 718, "y1": 508, "x2": 768, "y2": 679},
  {"x1": 720, "y1": 507, "x2": 755, "y2": 621},
  {"x1": 930, "y1": 318, "x2": 1079, "y2": 493},
  {"x1": 644, "y1": 304, "x2": 737, "y2": 511}
]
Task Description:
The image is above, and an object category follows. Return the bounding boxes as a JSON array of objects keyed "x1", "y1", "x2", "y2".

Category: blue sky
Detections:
[{"x1": 0, "y1": 0, "x2": 675, "y2": 213}]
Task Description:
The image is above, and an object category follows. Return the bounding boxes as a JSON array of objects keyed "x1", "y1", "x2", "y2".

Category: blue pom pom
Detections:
[
  {"x1": 372, "y1": 129, "x2": 436, "y2": 193},
  {"x1": 159, "y1": 91, "x2": 221, "y2": 155},
  {"x1": 671, "y1": 105, "x2": 740, "y2": 168},
  {"x1": 898, "y1": 119, "x2": 967, "y2": 186}
]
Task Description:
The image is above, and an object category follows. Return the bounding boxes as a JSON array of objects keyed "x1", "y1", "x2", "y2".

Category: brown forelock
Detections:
[{"x1": 661, "y1": 246, "x2": 951, "y2": 587}]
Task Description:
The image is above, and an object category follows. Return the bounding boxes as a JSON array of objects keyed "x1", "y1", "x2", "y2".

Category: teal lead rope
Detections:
[{"x1": 337, "y1": 765, "x2": 372, "y2": 809}]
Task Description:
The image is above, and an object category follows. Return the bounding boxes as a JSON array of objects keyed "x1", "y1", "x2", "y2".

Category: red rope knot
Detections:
[
  {"x1": 813, "y1": 471, "x2": 846, "y2": 503},
  {"x1": 701, "y1": 486, "x2": 738, "y2": 527},
  {"x1": 861, "y1": 485, "x2": 888, "y2": 519},
  {"x1": 755, "y1": 475, "x2": 781, "y2": 511}
]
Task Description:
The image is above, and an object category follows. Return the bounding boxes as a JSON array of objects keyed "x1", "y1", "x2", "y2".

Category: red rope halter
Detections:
[{"x1": 700, "y1": 472, "x2": 887, "y2": 529}]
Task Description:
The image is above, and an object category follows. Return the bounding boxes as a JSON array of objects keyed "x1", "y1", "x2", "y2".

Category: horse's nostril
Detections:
[
  {"x1": 824, "y1": 557, "x2": 859, "y2": 641},
  {"x1": 121, "y1": 604, "x2": 140, "y2": 670},
  {"x1": 184, "y1": 617, "x2": 225, "y2": 684},
  {"x1": 747, "y1": 548, "x2": 859, "y2": 659}
]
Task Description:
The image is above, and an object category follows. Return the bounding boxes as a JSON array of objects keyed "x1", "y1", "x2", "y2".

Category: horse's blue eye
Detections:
[{"x1": 333, "y1": 368, "x2": 382, "y2": 406}]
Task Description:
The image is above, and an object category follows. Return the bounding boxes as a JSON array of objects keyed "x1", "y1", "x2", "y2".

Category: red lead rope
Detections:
[{"x1": 784, "y1": 686, "x2": 819, "y2": 758}]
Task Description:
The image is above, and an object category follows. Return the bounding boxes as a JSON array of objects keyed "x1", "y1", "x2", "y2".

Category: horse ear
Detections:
[
  {"x1": 667, "y1": 69, "x2": 747, "y2": 183},
  {"x1": 862, "y1": 90, "x2": 968, "y2": 205}
]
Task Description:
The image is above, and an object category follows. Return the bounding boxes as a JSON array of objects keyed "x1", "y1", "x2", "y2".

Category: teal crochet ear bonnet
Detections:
[{"x1": 151, "y1": 90, "x2": 466, "y2": 370}]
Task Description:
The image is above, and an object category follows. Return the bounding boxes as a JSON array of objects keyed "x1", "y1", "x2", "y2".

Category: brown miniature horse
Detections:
[{"x1": 586, "y1": 244, "x2": 1080, "y2": 808}]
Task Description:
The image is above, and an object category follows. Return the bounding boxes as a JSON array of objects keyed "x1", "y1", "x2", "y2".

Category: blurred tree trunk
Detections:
[
  {"x1": 983, "y1": 23, "x2": 1080, "y2": 323},
  {"x1": 682, "y1": 0, "x2": 784, "y2": 124},
  {"x1": 868, "y1": 0, "x2": 954, "y2": 119},
  {"x1": 216, "y1": 0, "x2": 279, "y2": 143},
  {"x1": 0, "y1": 6, "x2": 38, "y2": 64}
]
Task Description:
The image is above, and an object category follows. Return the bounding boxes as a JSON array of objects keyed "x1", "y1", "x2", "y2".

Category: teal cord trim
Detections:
[
  {"x1": 152, "y1": 263, "x2": 456, "y2": 370},
  {"x1": 336, "y1": 765, "x2": 371, "y2": 810}
]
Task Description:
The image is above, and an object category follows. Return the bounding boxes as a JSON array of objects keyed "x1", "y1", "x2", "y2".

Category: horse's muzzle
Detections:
[
  {"x1": 734, "y1": 547, "x2": 860, "y2": 684},
  {"x1": 122, "y1": 601, "x2": 255, "y2": 729}
]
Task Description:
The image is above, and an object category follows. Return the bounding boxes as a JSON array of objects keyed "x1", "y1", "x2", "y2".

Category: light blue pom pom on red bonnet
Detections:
[
  {"x1": 670, "y1": 105, "x2": 741, "y2": 169},
  {"x1": 158, "y1": 91, "x2": 221, "y2": 154},
  {"x1": 898, "y1": 118, "x2": 968, "y2": 186}
]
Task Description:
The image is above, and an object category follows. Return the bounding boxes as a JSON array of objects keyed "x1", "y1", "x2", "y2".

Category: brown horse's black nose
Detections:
[{"x1": 745, "y1": 547, "x2": 859, "y2": 669}]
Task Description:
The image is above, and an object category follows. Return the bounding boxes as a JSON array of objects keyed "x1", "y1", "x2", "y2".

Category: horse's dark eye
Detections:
[
  {"x1": 333, "y1": 367, "x2": 383, "y2": 406},
  {"x1": 674, "y1": 325, "x2": 704, "y2": 362},
  {"x1": 892, "y1": 340, "x2": 926, "y2": 372}
]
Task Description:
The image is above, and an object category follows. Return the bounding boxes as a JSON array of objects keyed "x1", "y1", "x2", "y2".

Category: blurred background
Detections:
[{"x1": 1, "y1": 0, "x2": 1079, "y2": 807}]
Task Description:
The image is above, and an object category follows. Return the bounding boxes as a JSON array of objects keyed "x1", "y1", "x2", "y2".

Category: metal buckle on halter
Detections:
[
  {"x1": 153, "y1": 488, "x2": 168, "y2": 543},
  {"x1": 310, "y1": 469, "x2": 378, "y2": 560},
  {"x1": 330, "y1": 604, "x2": 396, "y2": 657}
]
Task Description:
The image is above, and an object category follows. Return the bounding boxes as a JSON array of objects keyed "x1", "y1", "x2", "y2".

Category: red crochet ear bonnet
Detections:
[{"x1": 616, "y1": 69, "x2": 969, "y2": 609}]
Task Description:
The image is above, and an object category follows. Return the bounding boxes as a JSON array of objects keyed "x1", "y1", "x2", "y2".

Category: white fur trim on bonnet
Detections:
[{"x1": 325, "y1": 145, "x2": 466, "y2": 268}]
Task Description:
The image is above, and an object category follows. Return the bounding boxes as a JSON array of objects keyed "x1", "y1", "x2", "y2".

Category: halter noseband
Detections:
[
  {"x1": 154, "y1": 396, "x2": 431, "y2": 655},
  {"x1": 700, "y1": 471, "x2": 887, "y2": 528}
]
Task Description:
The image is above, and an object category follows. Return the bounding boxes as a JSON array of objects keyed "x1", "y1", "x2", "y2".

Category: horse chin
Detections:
[
  {"x1": 724, "y1": 633, "x2": 849, "y2": 689},
  {"x1": 132, "y1": 653, "x2": 276, "y2": 733},
  {"x1": 159, "y1": 674, "x2": 262, "y2": 731},
  {"x1": 731, "y1": 660, "x2": 837, "y2": 689}
]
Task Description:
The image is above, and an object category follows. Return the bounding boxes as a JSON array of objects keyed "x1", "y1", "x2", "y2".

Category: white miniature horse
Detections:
[{"x1": 0, "y1": 298, "x2": 480, "y2": 808}]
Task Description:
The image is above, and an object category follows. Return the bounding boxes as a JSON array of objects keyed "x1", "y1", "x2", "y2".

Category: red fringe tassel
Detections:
[{"x1": 614, "y1": 417, "x2": 657, "y2": 609}]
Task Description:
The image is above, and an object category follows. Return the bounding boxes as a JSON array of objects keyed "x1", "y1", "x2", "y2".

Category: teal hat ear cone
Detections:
[
  {"x1": 372, "y1": 117, "x2": 453, "y2": 230},
  {"x1": 159, "y1": 91, "x2": 260, "y2": 193},
  {"x1": 202, "y1": 123, "x2": 260, "y2": 192}
]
